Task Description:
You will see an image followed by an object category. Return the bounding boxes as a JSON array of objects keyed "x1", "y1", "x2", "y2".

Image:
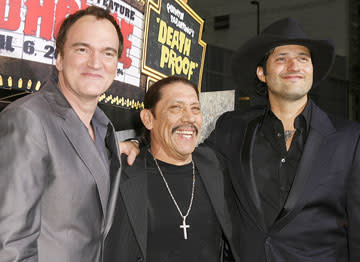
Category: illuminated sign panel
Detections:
[
  {"x1": 0, "y1": 0, "x2": 145, "y2": 109},
  {"x1": 142, "y1": 0, "x2": 206, "y2": 89}
]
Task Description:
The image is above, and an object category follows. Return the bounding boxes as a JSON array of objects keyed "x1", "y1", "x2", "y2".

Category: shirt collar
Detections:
[
  {"x1": 91, "y1": 107, "x2": 112, "y2": 146},
  {"x1": 299, "y1": 98, "x2": 312, "y2": 133},
  {"x1": 262, "y1": 97, "x2": 312, "y2": 133}
]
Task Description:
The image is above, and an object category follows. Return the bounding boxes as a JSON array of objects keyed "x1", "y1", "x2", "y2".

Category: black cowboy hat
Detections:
[{"x1": 232, "y1": 17, "x2": 336, "y2": 95}]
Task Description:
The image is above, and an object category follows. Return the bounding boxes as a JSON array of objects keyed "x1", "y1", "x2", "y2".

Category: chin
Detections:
[
  {"x1": 85, "y1": 86, "x2": 108, "y2": 95},
  {"x1": 176, "y1": 146, "x2": 196, "y2": 156},
  {"x1": 283, "y1": 93, "x2": 308, "y2": 101}
]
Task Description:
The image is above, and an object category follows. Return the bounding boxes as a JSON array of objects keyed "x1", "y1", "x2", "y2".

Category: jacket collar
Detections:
[{"x1": 119, "y1": 150, "x2": 148, "y2": 257}]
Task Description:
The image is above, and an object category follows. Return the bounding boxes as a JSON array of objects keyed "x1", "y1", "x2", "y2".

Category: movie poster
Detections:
[
  {"x1": 142, "y1": 0, "x2": 205, "y2": 90},
  {"x1": 0, "y1": 0, "x2": 146, "y2": 130},
  {"x1": 0, "y1": 0, "x2": 206, "y2": 131}
]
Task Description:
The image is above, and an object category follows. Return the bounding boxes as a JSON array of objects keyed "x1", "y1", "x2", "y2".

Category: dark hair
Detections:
[
  {"x1": 254, "y1": 48, "x2": 275, "y2": 96},
  {"x1": 144, "y1": 75, "x2": 199, "y2": 117},
  {"x1": 140, "y1": 76, "x2": 199, "y2": 145},
  {"x1": 56, "y1": 6, "x2": 123, "y2": 58}
]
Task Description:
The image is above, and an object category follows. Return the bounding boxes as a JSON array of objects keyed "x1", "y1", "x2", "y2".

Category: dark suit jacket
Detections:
[
  {"x1": 104, "y1": 146, "x2": 241, "y2": 262},
  {"x1": 0, "y1": 81, "x2": 121, "y2": 262},
  {"x1": 205, "y1": 100, "x2": 360, "y2": 262}
]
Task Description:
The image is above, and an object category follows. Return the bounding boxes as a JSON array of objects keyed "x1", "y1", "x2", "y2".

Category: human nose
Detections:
[
  {"x1": 181, "y1": 107, "x2": 195, "y2": 122},
  {"x1": 87, "y1": 51, "x2": 102, "y2": 69},
  {"x1": 287, "y1": 58, "x2": 300, "y2": 71}
]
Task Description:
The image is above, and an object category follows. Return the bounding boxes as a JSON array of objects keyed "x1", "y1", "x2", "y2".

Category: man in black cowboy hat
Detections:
[{"x1": 206, "y1": 17, "x2": 360, "y2": 262}]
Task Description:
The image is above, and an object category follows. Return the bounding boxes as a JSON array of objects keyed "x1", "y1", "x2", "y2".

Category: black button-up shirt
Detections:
[{"x1": 253, "y1": 101, "x2": 311, "y2": 228}]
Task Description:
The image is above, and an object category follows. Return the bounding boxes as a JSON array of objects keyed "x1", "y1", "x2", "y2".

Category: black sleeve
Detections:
[{"x1": 202, "y1": 111, "x2": 231, "y2": 158}]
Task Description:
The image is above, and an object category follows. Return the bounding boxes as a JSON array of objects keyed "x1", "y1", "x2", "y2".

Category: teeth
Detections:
[{"x1": 176, "y1": 130, "x2": 193, "y2": 135}]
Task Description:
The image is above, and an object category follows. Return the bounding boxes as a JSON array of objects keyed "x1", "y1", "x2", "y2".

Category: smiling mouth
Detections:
[
  {"x1": 282, "y1": 74, "x2": 304, "y2": 80},
  {"x1": 175, "y1": 130, "x2": 195, "y2": 138},
  {"x1": 172, "y1": 125, "x2": 199, "y2": 138},
  {"x1": 82, "y1": 72, "x2": 102, "y2": 78}
]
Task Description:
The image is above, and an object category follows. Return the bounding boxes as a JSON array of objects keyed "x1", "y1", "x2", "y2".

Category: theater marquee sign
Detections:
[
  {"x1": 0, "y1": 0, "x2": 147, "y2": 130},
  {"x1": 0, "y1": 0, "x2": 206, "y2": 130},
  {"x1": 142, "y1": 0, "x2": 206, "y2": 90},
  {"x1": 0, "y1": 0, "x2": 145, "y2": 107}
]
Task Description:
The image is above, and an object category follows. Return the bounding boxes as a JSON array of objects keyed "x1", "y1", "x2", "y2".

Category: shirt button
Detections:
[
  {"x1": 277, "y1": 132, "x2": 282, "y2": 137},
  {"x1": 265, "y1": 236, "x2": 271, "y2": 244},
  {"x1": 281, "y1": 158, "x2": 286, "y2": 163}
]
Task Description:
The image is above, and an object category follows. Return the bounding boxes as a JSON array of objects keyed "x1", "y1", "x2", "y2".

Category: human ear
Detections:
[
  {"x1": 55, "y1": 54, "x2": 63, "y2": 72},
  {"x1": 256, "y1": 66, "x2": 266, "y2": 83},
  {"x1": 140, "y1": 109, "x2": 154, "y2": 130}
]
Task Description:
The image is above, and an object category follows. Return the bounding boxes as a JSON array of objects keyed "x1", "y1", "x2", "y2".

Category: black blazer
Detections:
[
  {"x1": 205, "y1": 100, "x2": 360, "y2": 262},
  {"x1": 104, "y1": 146, "x2": 241, "y2": 262}
]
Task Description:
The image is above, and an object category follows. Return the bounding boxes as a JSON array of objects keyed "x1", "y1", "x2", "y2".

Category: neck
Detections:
[
  {"x1": 269, "y1": 95, "x2": 308, "y2": 130},
  {"x1": 149, "y1": 145, "x2": 192, "y2": 166},
  {"x1": 58, "y1": 83, "x2": 98, "y2": 131}
]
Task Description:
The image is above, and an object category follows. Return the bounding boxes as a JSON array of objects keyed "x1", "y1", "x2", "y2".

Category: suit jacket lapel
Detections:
[
  {"x1": 44, "y1": 82, "x2": 110, "y2": 217},
  {"x1": 61, "y1": 110, "x2": 110, "y2": 215},
  {"x1": 193, "y1": 147, "x2": 228, "y2": 236},
  {"x1": 104, "y1": 126, "x2": 122, "y2": 238},
  {"x1": 272, "y1": 101, "x2": 336, "y2": 231},
  {"x1": 239, "y1": 117, "x2": 266, "y2": 231},
  {"x1": 119, "y1": 153, "x2": 148, "y2": 258}
]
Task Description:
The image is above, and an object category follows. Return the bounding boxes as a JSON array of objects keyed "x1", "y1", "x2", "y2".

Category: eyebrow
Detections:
[
  {"x1": 172, "y1": 100, "x2": 200, "y2": 105},
  {"x1": 71, "y1": 42, "x2": 89, "y2": 48},
  {"x1": 298, "y1": 52, "x2": 311, "y2": 56},
  {"x1": 71, "y1": 42, "x2": 118, "y2": 54}
]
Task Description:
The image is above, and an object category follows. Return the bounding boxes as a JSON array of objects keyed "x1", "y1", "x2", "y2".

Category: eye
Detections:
[
  {"x1": 75, "y1": 47, "x2": 87, "y2": 54},
  {"x1": 169, "y1": 105, "x2": 182, "y2": 112},
  {"x1": 192, "y1": 105, "x2": 201, "y2": 113},
  {"x1": 299, "y1": 56, "x2": 310, "y2": 62},
  {"x1": 104, "y1": 51, "x2": 116, "y2": 58},
  {"x1": 275, "y1": 57, "x2": 285, "y2": 62}
]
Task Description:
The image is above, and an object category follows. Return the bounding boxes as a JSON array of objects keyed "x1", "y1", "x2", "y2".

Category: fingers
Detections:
[
  {"x1": 118, "y1": 141, "x2": 140, "y2": 166},
  {"x1": 127, "y1": 148, "x2": 139, "y2": 166}
]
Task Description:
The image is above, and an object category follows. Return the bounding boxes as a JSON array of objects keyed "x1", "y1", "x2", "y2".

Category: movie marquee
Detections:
[
  {"x1": 0, "y1": 0, "x2": 145, "y2": 107},
  {"x1": 0, "y1": 0, "x2": 206, "y2": 129}
]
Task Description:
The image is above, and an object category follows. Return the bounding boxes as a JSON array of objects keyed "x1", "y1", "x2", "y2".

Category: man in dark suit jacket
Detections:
[
  {"x1": 0, "y1": 6, "x2": 123, "y2": 261},
  {"x1": 105, "y1": 76, "x2": 241, "y2": 262},
  {"x1": 206, "y1": 17, "x2": 360, "y2": 262}
]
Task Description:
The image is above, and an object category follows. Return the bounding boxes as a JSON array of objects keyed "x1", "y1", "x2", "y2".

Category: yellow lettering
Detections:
[
  {"x1": 178, "y1": 31, "x2": 185, "y2": 53},
  {"x1": 159, "y1": 44, "x2": 198, "y2": 81},
  {"x1": 183, "y1": 38, "x2": 191, "y2": 56},
  {"x1": 166, "y1": 25, "x2": 174, "y2": 46},
  {"x1": 158, "y1": 20, "x2": 167, "y2": 44},
  {"x1": 160, "y1": 45, "x2": 169, "y2": 68},
  {"x1": 169, "y1": 49, "x2": 177, "y2": 74},
  {"x1": 182, "y1": 57, "x2": 189, "y2": 75},
  {"x1": 175, "y1": 55, "x2": 183, "y2": 74},
  {"x1": 171, "y1": 30, "x2": 179, "y2": 50},
  {"x1": 188, "y1": 61, "x2": 198, "y2": 80}
]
